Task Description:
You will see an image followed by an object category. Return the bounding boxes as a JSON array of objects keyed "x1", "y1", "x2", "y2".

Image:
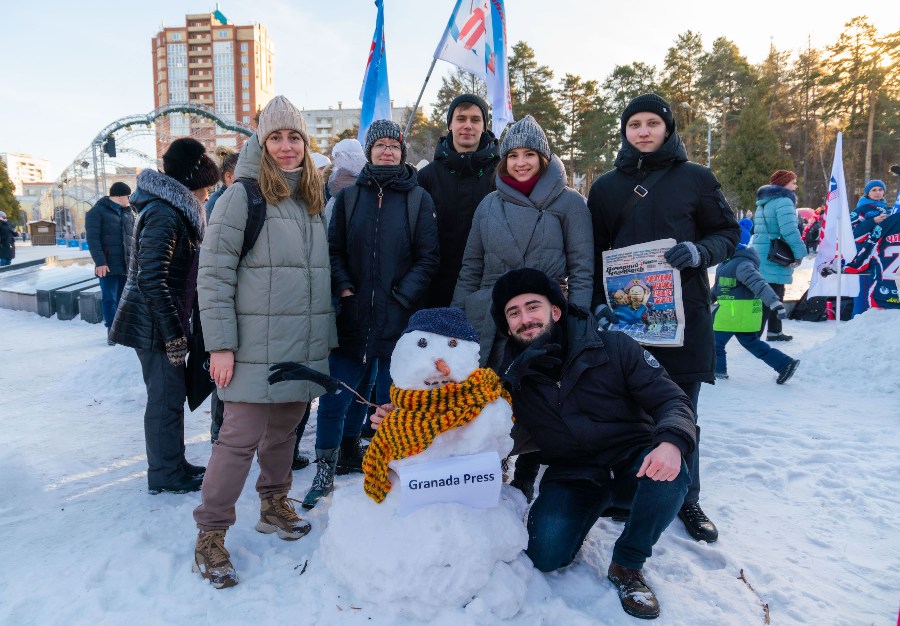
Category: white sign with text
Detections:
[{"x1": 395, "y1": 452, "x2": 502, "y2": 516}]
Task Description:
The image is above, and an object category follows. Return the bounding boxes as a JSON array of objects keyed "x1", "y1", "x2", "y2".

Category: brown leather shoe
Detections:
[{"x1": 607, "y1": 562, "x2": 660, "y2": 619}]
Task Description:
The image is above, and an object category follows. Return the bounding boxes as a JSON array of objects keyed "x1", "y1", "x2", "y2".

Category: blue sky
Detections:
[{"x1": 3, "y1": 0, "x2": 894, "y2": 180}]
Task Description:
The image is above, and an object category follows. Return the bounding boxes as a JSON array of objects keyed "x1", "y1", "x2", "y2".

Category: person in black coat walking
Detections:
[
  {"x1": 85, "y1": 182, "x2": 136, "y2": 335},
  {"x1": 417, "y1": 94, "x2": 499, "y2": 307},
  {"x1": 302, "y1": 119, "x2": 439, "y2": 508},
  {"x1": 588, "y1": 94, "x2": 740, "y2": 544},
  {"x1": 110, "y1": 138, "x2": 219, "y2": 495},
  {"x1": 491, "y1": 268, "x2": 695, "y2": 620},
  {"x1": 0, "y1": 211, "x2": 15, "y2": 266}
]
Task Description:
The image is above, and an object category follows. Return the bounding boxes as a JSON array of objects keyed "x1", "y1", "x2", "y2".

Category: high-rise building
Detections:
[
  {"x1": 1, "y1": 153, "x2": 51, "y2": 196},
  {"x1": 151, "y1": 9, "x2": 274, "y2": 157}
]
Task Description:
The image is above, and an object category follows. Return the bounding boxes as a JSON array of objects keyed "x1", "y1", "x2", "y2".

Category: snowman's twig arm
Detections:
[{"x1": 339, "y1": 381, "x2": 380, "y2": 408}]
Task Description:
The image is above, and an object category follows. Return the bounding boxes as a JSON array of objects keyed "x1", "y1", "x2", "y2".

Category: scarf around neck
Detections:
[{"x1": 362, "y1": 368, "x2": 512, "y2": 503}]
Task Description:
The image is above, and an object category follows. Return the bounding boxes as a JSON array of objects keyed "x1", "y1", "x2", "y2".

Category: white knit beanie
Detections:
[{"x1": 256, "y1": 95, "x2": 309, "y2": 146}]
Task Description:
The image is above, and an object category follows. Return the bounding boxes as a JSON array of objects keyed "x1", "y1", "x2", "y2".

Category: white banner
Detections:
[
  {"x1": 810, "y1": 133, "x2": 859, "y2": 298},
  {"x1": 395, "y1": 451, "x2": 502, "y2": 516}
]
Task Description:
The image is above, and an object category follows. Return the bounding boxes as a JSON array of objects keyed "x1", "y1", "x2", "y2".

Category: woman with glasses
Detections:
[{"x1": 302, "y1": 119, "x2": 439, "y2": 508}]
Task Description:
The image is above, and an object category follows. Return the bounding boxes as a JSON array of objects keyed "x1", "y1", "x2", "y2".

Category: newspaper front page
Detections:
[{"x1": 601, "y1": 238, "x2": 685, "y2": 347}]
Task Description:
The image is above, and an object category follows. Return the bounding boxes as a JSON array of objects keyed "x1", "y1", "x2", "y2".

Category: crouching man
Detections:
[{"x1": 492, "y1": 267, "x2": 696, "y2": 620}]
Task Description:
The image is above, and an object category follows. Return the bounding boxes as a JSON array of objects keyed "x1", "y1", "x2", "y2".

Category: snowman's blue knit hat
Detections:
[{"x1": 402, "y1": 307, "x2": 478, "y2": 343}]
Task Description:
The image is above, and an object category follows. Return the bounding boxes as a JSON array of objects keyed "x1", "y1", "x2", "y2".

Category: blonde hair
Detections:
[{"x1": 259, "y1": 149, "x2": 324, "y2": 216}]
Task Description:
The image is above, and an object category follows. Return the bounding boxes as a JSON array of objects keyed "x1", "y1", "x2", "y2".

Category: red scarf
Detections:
[{"x1": 501, "y1": 174, "x2": 539, "y2": 197}]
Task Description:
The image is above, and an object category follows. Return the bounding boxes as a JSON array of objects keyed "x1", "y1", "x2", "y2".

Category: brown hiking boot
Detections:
[
  {"x1": 256, "y1": 494, "x2": 312, "y2": 541},
  {"x1": 193, "y1": 530, "x2": 237, "y2": 589},
  {"x1": 607, "y1": 562, "x2": 660, "y2": 619}
]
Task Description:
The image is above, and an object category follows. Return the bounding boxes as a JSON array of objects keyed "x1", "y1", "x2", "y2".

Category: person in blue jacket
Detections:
[{"x1": 849, "y1": 179, "x2": 889, "y2": 317}]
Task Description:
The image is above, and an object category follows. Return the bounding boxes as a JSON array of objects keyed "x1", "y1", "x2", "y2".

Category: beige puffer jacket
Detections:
[{"x1": 198, "y1": 136, "x2": 337, "y2": 403}]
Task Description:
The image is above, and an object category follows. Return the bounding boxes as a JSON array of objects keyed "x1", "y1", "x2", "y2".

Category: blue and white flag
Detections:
[
  {"x1": 809, "y1": 133, "x2": 859, "y2": 299},
  {"x1": 358, "y1": 0, "x2": 391, "y2": 145},
  {"x1": 434, "y1": 0, "x2": 514, "y2": 136}
]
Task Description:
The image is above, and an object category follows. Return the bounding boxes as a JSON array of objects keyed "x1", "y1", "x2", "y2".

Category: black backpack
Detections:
[
  {"x1": 341, "y1": 184, "x2": 424, "y2": 245},
  {"x1": 234, "y1": 177, "x2": 267, "y2": 260}
]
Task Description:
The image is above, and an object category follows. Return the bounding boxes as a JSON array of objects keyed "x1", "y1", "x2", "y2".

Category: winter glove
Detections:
[
  {"x1": 664, "y1": 241, "x2": 702, "y2": 269},
  {"x1": 891, "y1": 164, "x2": 900, "y2": 176},
  {"x1": 593, "y1": 304, "x2": 619, "y2": 331},
  {"x1": 501, "y1": 334, "x2": 561, "y2": 391},
  {"x1": 772, "y1": 302, "x2": 787, "y2": 319},
  {"x1": 820, "y1": 266, "x2": 838, "y2": 277},
  {"x1": 165, "y1": 336, "x2": 188, "y2": 367},
  {"x1": 268, "y1": 362, "x2": 341, "y2": 394}
]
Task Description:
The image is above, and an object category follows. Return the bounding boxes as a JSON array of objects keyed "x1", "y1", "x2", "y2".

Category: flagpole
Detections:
[{"x1": 404, "y1": 58, "x2": 438, "y2": 137}]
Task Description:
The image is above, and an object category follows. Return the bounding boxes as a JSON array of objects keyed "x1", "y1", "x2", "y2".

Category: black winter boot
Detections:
[
  {"x1": 509, "y1": 452, "x2": 540, "y2": 503},
  {"x1": 335, "y1": 437, "x2": 367, "y2": 476},
  {"x1": 302, "y1": 448, "x2": 338, "y2": 509}
]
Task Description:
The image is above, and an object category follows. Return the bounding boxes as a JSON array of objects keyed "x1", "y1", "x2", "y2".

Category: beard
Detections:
[{"x1": 510, "y1": 316, "x2": 555, "y2": 347}]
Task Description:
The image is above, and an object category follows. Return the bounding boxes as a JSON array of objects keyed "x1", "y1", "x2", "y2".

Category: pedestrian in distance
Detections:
[
  {"x1": 588, "y1": 93, "x2": 740, "y2": 543},
  {"x1": 0, "y1": 211, "x2": 15, "y2": 266},
  {"x1": 85, "y1": 181, "x2": 136, "y2": 341}
]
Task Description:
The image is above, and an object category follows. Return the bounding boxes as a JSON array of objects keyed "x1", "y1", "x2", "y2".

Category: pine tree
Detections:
[
  {"x1": 717, "y1": 96, "x2": 791, "y2": 214},
  {"x1": 0, "y1": 160, "x2": 21, "y2": 224},
  {"x1": 660, "y1": 31, "x2": 705, "y2": 131},
  {"x1": 556, "y1": 74, "x2": 597, "y2": 186},
  {"x1": 431, "y1": 68, "x2": 487, "y2": 125},
  {"x1": 507, "y1": 41, "x2": 562, "y2": 147}
]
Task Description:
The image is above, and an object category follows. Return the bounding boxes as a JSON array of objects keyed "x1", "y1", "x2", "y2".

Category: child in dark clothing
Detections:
[{"x1": 712, "y1": 228, "x2": 800, "y2": 384}]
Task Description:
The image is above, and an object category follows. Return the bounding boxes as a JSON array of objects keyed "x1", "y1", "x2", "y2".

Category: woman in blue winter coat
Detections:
[{"x1": 750, "y1": 169, "x2": 807, "y2": 341}]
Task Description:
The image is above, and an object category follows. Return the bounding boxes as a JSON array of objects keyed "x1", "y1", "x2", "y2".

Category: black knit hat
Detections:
[
  {"x1": 446, "y1": 93, "x2": 489, "y2": 127},
  {"x1": 162, "y1": 138, "x2": 220, "y2": 191},
  {"x1": 403, "y1": 307, "x2": 478, "y2": 343},
  {"x1": 491, "y1": 268, "x2": 567, "y2": 336},
  {"x1": 364, "y1": 119, "x2": 407, "y2": 163},
  {"x1": 108, "y1": 182, "x2": 132, "y2": 197},
  {"x1": 621, "y1": 93, "x2": 676, "y2": 136}
]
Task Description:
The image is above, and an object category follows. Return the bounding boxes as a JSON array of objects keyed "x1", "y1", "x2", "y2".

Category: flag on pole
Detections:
[
  {"x1": 358, "y1": 0, "x2": 391, "y2": 145},
  {"x1": 434, "y1": 0, "x2": 514, "y2": 136},
  {"x1": 809, "y1": 132, "x2": 859, "y2": 298}
]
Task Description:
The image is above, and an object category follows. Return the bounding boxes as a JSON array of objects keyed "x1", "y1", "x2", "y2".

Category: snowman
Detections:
[{"x1": 318, "y1": 308, "x2": 546, "y2": 620}]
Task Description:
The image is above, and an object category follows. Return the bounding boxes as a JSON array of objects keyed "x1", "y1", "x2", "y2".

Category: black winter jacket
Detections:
[
  {"x1": 329, "y1": 163, "x2": 439, "y2": 361},
  {"x1": 0, "y1": 220, "x2": 15, "y2": 260},
  {"x1": 417, "y1": 132, "x2": 499, "y2": 307},
  {"x1": 588, "y1": 133, "x2": 740, "y2": 383},
  {"x1": 506, "y1": 308, "x2": 696, "y2": 485},
  {"x1": 85, "y1": 196, "x2": 136, "y2": 275},
  {"x1": 110, "y1": 169, "x2": 206, "y2": 351}
]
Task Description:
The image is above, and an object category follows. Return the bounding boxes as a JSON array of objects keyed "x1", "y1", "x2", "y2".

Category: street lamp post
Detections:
[{"x1": 681, "y1": 102, "x2": 711, "y2": 167}]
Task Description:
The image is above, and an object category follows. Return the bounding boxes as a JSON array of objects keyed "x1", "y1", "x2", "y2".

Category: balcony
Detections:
[
  {"x1": 191, "y1": 60, "x2": 212, "y2": 69},
  {"x1": 190, "y1": 85, "x2": 214, "y2": 93},
  {"x1": 188, "y1": 46, "x2": 210, "y2": 56},
  {"x1": 189, "y1": 34, "x2": 211, "y2": 44},
  {"x1": 188, "y1": 24, "x2": 210, "y2": 32}
]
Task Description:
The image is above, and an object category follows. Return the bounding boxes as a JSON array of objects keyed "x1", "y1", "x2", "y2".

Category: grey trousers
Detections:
[
  {"x1": 193, "y1": 401, "x2": 307, "y2": 531},
  {"x1": 136, "y1": 348, "x2": 187, "y2": 488}
]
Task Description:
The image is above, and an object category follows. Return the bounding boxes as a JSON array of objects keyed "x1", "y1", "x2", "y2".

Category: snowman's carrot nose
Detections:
[{"x1": 435, "y1": 359, "x2": 451, "y2": 376}]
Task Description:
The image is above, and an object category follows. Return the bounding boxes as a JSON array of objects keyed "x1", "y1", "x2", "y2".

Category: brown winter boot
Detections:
[
  {"x1": 607, "y1": 562, "x2": 660, "y2": 619},
  {"x1": 256, "y1": 494, "x2": 312, "y2": 540},
  {"x1": 193, "y1": 530, "x2": 238, "y2": 589}
]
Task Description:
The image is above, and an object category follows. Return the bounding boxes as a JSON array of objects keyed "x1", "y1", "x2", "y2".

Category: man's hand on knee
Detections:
[{"x1": 636, "y1": 442, "x2": 681, "y2": 482}]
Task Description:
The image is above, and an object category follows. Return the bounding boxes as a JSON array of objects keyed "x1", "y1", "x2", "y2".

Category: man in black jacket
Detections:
[
  {"x1": 589, "y1": 94, "x2": 740, "y2": 543},
  {"x1": 85, "y1": 182, "x2": 135, "y2": 339},
  {"x1": 492, "y1": 268, "x2": 696, "y2": 620},
  {"x1": 418, "y1": 94, "x2": 499, "y2": 307}
]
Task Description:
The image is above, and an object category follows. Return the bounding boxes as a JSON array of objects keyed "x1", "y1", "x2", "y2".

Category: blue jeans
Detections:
[
  {"x1": 0, "y1": 257, "x2": 11, "y2": 266},
  {"x1": 314, "y1": 351, "x2": 391, "y2": 449},
  {"x1": 99, "y1": 273, "x2": 126, "y2": 328},
  {"x1": 715, "y1": 330, "x2": 791, "y2": 375},
  {"x1": 526, "y1": 447, "x2": 689, "y2": 571}
]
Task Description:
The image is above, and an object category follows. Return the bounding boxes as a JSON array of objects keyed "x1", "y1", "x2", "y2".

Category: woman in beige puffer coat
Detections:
[{"x1": 191, "y1": 96, "x2": 336, "y2": 589}]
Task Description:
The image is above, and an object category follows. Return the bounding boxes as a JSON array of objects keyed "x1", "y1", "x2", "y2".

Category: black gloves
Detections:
[
  {"x1": 820, "y1": 266, "x2": 838, "y2": 277},
  {"x1": 664, "y1": 241, "x2": 702, "y2": 269},
  {"x1": 268, "y1": 362, "x2": 341, "y2": 394},
  {"x1": 165, "y1": 336, "x2": 188, "y2": 367},
  {"x1": 501, "y1": 335, "x2": 561, "y2": 390},
  {"x1": 772, "y1": 302, "x2": 787, "y2": 319},
  {"x1": 593, "y1": 304, "x2": 619, "y2": 331}
]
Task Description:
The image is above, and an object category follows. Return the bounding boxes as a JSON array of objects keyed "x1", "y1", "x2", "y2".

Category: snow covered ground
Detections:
[{"x1": 0, "y1": 269, "x2": 898, "y2": 625}]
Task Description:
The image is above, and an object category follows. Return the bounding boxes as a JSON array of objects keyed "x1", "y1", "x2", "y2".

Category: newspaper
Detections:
[{"x1": 601, "y1": 238, "x2": 685, "y2": 347}]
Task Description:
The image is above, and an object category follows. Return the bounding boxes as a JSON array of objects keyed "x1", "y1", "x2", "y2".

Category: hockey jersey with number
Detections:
[{"x1": 844, "y1": 212, "x2": 900, "y2": 309}]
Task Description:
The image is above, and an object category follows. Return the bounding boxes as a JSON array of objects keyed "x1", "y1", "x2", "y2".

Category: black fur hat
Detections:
[
  {"x1": 162, "y1": 138, "x2": 220, "y2": 191},
  {"x1": 491, "y1": 268, "x2": 567, "y2": 336}
]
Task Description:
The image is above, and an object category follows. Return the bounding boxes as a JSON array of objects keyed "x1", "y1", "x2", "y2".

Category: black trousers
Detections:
[
  {"x1": 136, "y1": 348, "x2": 187, "y2": 487},
  {"x1": 760, "y1": 283, "x2": 786, "y2": 335}
]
